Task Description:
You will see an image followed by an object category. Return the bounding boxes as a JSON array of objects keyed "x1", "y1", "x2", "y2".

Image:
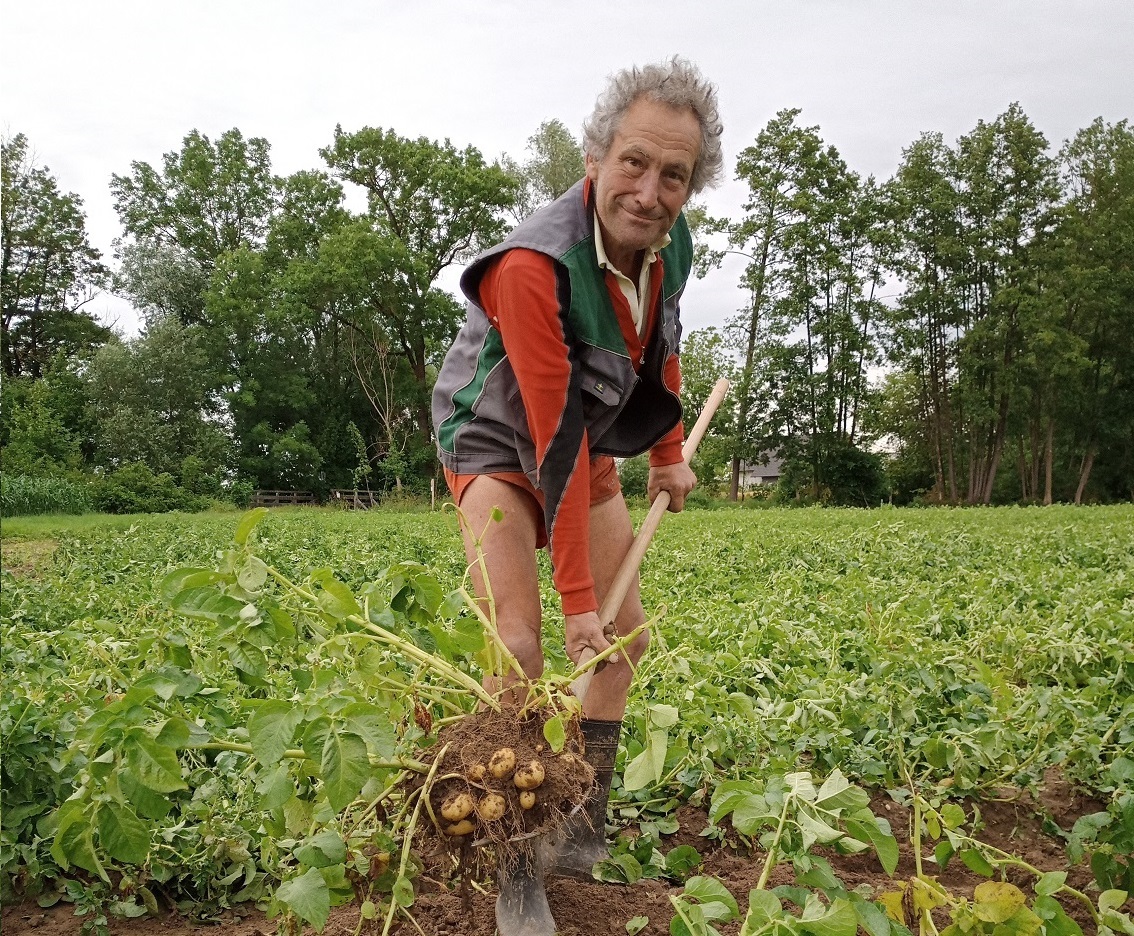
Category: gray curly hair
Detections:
[{"x1": 583, "y1": 56, "x2": 724, "y2": 195}]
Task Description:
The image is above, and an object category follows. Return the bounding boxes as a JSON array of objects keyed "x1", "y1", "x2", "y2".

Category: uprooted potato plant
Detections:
[{"x1": 41, "y1": 507, "x2": 627, "y2": 935}]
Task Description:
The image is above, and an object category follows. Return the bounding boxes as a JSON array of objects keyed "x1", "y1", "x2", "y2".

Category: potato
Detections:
[
  {"x1": 441, "y1": 792, "x2": 475, "y2": 822},
  {"x1": 476, "y1": 793, "x2": 507, "y2": 822},
  {"x1": 513, "y1": 760, "x2": 545, "y2": 791},
  {"x1": 444, "y1": 819, "x2": 475, "y2": 837},
  {"x1": 488, "y1": 748, "x2": 516, "y2": 779},
  {"x1": 467, "y1": 763, "x2": 486, "y2": 783},
  {"x1": 519, "y1": 790, "x2": 537, "y2": 810}
]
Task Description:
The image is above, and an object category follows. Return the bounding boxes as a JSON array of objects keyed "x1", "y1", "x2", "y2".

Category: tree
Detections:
[
  {"x1": 111, "y1": 128, "x2": 275, "y2": 327},
  {"x1": 84, "y1": 319, "x2": 230, "y2": 479},
  {"x1": 1042, "y1": 118, "x2": 1134, "y2": 502},
  {"x1": 2, "y1": 133, "x2": 109, "y2": 378},
  {"x1": 503, "y1": 119, "x2": 586, "y2": 220},
  {"x1": 703, "y1": 110, "x2": 887, "y2": 500},
  {"x1": 319, "y1": 125, "x2": 517, "y2": 447}
]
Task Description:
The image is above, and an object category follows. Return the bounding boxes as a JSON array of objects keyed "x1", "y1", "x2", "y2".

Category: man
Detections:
[{"x1": 432, "y1": 56, "x2": 722, "y2": 934}]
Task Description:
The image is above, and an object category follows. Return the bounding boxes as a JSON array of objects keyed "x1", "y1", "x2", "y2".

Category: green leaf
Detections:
[
  {"x1": 340, "y1": 702, "x2": 396, "y2": 757},
  {"x1": 248, "y1": 700, "x2": 303, "y2": 765},
  {"x1": 741, "y1": 890, "x2": 783, "y2": 935},
  {"x1": 169, "y1": 585, "x2": 246, "y2": 621},
  {"x1": 627, "y1": 917, "x2": 649, "y2": 935},
  {"x1": 623, "y1": 730, "x2": 668, "y2": 792},
  {"x1": 237, "y1": 555, "x2": 269, "y2": 591},
  {"x1": 51, "y1": 803, "x2": 109, "y2": 882},
  {"x1": 815, "y1": 770, "x2": 870, "y2": 812},
  {"x1": 665, "y1": 845, "x2": 703, "y2": 878},
  {"x1": 798, "y1": 808, "x2": 845, "y2": 846},
  {"x1": 800, "y1": 896, "x2": 859, "y2": 936},
  {"x1": 295, "y1": 829, "x2": 347, "y2": 869},
  {"x1": 234, "y1": 507, "x2": 269, "y2": 545},
  {"x1": 119, "y1": 770, "x2": 173, "y2": 820},
  {"x1": 321, "y1": 730, "x2": 369, "y2": 812},
  {"x1": 844, "y1": 817, "x2": 899, "y2": 875},
  {"x1": 256, "y1": 763, "x2": 295, "y2": 811},
  {"x1": 153, "y1": 717, "x2": 192, "y2": 749},
  {"x1": 96, "y1": 801, "x2": 150, "y2": 865},
  {"x1": 392, "y1": 875, "x2": 414, "y2": 908},
  {"x1": 1100, "y1": 891, "x2": 1129, "y2": 913},
  {"x1": 595, "y1": 853, "x2": 644, "y2": 884},
  {"x1": 650, "y1": 704, "x2": 680, "y2": 728},
  {"x1": 225, "y1": 639, "x2": 268, "y2": 678},
  {"x1": 960, "y1": 848, "x2": 995, "y2": 878},
  {"x1": 683, "y1": 876, "x2": 739, "y2": 923},
  {"x1": 1036, "y1": 871, "x2": 1067, "y2": 897},
  {"x1": 159, "y1": 568, "x2": 225, "y2": 603},
  {"x1": 275, "y1": 866, "x2": 330, "y2": 930},
  {"x1": 317, "y1": 577, "x2": 362, "y2": 619},
  {"x1": 941, "y1": 803, "x2": 966, "y2": 830},
  {"x1": 1033, "y1": 896, "x2": 1084, "y2": 936},
  {"x1": 543, "y1": 715, "x2": 567, "y2": 753},
  {"x1": 126, "y1": 734, "x2": 187, "y2": 793}
]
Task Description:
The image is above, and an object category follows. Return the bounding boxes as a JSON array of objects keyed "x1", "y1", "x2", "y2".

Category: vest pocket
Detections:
[{"x1": 580, "y1": 370, "x2": 622, "y2": 406}]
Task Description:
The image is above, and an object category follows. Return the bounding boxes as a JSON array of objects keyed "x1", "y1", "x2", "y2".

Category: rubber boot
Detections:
[
  {"x1": 495, "y1": 848, "x2": 557, "y2": 936},
  {"x1": 547, "y1": 718, "x2": 621, "y2": 880}
]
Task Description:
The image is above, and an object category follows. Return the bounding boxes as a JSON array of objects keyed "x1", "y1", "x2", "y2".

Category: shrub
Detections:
[
  {"x1": 0, "y1": 474, "x2": 92, "y2": 517},
  {"x1": 88, "y1": 463, "x2": 209, "y2": 514}
]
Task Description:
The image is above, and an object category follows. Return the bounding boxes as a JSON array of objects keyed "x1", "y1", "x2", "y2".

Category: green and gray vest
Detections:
[{"x1": 432, "y1": 180, "x2": 691, "y2": 525}]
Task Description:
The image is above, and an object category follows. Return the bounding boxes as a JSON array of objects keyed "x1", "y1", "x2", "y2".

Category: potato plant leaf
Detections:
[
  {"x1": 248, "y1": 701, "x2": 303, "y2": 765},
  {"x1": 321, "y1": 729, "x2": 368, "y2": 812},
  {"x1": 96, "y1": 801, "x2": 150, "y2": 865},
  {"x1": 275, "y1": 866, "x2": 330, "y2": 931}
]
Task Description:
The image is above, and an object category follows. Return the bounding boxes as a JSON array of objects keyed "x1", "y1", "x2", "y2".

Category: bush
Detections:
[
  {"x1": 617, "y1": 455, "x2": 650, "y2": 499},
  {"x1": 0, "y1": 474, "x2": 92, "y2": 517},
  {"x1": 89, "y1": 463, "x2": 209, "y2": 514}
]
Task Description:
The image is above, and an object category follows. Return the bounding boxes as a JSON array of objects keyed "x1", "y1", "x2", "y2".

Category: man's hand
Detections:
[
  {"x1": 648, "y1": 461, "x2": 697, "y2": 512},
  {"x1": 565, "y1": 611, "x2": 618, "y2": 667}
]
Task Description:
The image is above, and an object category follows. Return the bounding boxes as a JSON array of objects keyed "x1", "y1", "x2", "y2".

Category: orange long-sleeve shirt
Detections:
[{"x1": 477, "y1": 248, "x2": 684, "y2": 615}]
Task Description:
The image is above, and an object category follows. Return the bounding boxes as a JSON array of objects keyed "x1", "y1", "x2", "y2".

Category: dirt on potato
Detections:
[{"x1": 420, "y1": 702, "x2": 594, "y2": 861}]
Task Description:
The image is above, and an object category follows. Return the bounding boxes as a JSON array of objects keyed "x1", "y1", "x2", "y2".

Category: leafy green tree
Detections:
[
  {"x1": 2, "y1": 133, "x2": 110, "y2": 378},
  {"x1": 318, "y1": 125, "x2": 517, "y2": 445},
  {"x1": 950, "y1": 103, "x2": 1060, "y2": 504},
  {"x1": 677, "y1": 327, "x2": 737, "y2": 494},
  {"x1": 503, "y1": 119, "x2": 585, "y2": 220},
  {"x1": 705, "y1": 110, "x2": 888, "y2": 500},
  {"x1": 1042, "y1": 118, "x2": 1134, "y2": 502},
  {"x1": 84, "y1": 319, "x2": 230, "y2": 478},
  {"x1": 111, "y1": 128, "x2": 275, "y2": 327}
]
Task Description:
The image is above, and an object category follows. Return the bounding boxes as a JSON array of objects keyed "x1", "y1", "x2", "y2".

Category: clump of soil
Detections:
[{"x1": 417, "y1": 702, "x2": 594, "y2": 863}]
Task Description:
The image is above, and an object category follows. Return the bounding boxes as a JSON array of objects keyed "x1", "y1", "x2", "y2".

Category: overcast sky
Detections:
[{"x1": 3, "y1": 0, "x2": 1132, "y2": 335}]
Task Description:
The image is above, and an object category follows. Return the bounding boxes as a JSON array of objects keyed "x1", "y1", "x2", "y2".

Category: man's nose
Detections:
[{"x1": 634, "y1": 171, "x2": 660, "y2": 209}]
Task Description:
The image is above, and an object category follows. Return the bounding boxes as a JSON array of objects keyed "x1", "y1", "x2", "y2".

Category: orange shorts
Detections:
[{"x1": 443, "y1": 456, "x2": 621, "y2": 549}]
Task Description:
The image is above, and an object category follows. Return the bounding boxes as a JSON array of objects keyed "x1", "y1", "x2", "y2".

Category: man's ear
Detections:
[{"x1": 585, "y1": 152, "x2": 599, "y2": 181}]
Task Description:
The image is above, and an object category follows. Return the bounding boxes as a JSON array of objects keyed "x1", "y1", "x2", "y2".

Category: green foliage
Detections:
[
  {"x1": 88, "y1": 463, "x2": 210, "y2": 514},
  {"x1": 2, "y1": 503, "x2": 1131, "y2": 927},
  {"x1": 2, "y1": 133, "x2": 110, "y2": 379},
  {"x1": 1, "y1": 474, "x2": 92, "y2": 516}
]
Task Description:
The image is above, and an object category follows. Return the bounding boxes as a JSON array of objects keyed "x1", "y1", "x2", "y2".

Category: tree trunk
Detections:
[
  {"x1": 1074, "y1": 443, "x2": 1096, "y2": 505},
  {"x1": 1042, "y1": 417, "x2": 1054, "y2": 506}
]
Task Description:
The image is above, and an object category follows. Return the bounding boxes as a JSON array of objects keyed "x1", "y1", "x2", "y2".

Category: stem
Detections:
[
  {"x1": 344, "y1": 771, "x2": 409, "y2": 838},
  {"x1": 186, "y1": 741, "x2": 427, "y2": 773},
  {"x1": 756, "y1": 795, "x2": 792, "y2": 890},
  {"x1": 458, "y1": 584, "x2": 526, "y2": 683},
  {"x1": 571, "y1": 620, "x2": 652, "y2": 679},
  {"x1": 267, "y1": 565, "x2": 498, "y2": 710},
  {"x1": 382, "y1": 744, "x2": 449, "y2": 936}
]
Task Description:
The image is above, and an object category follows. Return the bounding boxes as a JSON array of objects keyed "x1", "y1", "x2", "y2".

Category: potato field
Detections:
[{"x1": 2, "y1": 505, "x2": 1132, "y2": 936}]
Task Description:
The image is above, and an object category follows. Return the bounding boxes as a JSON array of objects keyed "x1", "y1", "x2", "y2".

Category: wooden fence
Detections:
[{"x1": 249, "y1": 489, "x2": 383, "y2": 509}]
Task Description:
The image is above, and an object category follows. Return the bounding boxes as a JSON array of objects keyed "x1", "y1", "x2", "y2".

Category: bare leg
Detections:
[
  {"x1": 454, "y1": 476, "x2": 545, "y2": 690},
  {"x1": 580, "y1": 491, "x2": 649, "y2": 721}
]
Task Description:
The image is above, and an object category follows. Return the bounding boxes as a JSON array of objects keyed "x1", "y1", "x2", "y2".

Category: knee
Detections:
[
  {"x1": 622, "y1": 626, "x2": 650, "y2": 666},
  {"x1": 501, "y1": 625, "x2": 545, "y2": 680}
]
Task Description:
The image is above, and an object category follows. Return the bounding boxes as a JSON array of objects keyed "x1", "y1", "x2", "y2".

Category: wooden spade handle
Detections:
[{"x1": 570, "y1": 378, "x2": 730, "y2": 702}]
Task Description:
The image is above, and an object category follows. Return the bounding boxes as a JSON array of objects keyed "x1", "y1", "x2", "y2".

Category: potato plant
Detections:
[{"x1": 2, "y1": 504, "x2": 1131, "y2": 934}]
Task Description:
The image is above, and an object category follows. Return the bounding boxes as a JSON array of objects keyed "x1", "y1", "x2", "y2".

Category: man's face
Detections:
[{"x1": 586, "y1": 96, "x2": 701, "y2": 271}]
